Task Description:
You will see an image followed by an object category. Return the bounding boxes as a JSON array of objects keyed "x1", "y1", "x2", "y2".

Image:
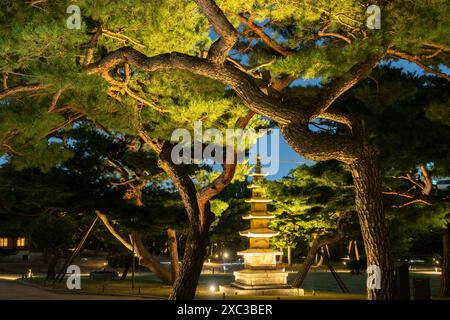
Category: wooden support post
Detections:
[
  {"x1": 322, "y1": 253, "x2": 350, "y2": 294},
  {"x1": 53, "y1": 216, "x2": 99, "y2": 284}
]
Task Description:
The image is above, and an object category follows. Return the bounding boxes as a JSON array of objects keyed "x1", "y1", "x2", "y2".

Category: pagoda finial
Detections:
[{"x1": 255, "y1": 154, "x2": 262, "y2": 174}]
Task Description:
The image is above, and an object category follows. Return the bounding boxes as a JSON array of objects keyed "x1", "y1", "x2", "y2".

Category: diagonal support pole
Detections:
[
  {"x1": 53, "y1": 216, "x2": 99, "y2": 284},
  {"x1": 322, "y1": 253, "x2": 350, "y2": 294}
]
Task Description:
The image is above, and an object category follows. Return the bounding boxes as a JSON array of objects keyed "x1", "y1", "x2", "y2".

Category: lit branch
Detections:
[
  {"x1": 387, "y1": 49, "x2": 450, "y2": 82},
  {"x1": 196, "y1": 0, "x2": 238, "y2": 64},
  {"x1": 48, "y1": 88, "x2": 65, "y2": 113},
  {"x1": 0, "y1": 84, "x2": 51, "y2": 99},
  {"x1": 102, "y1": 29, "x2": 145, "y2": 49},
  {"x1": 2, "y1": 72, "x2": 8, "y2": 89},
  {"x1": 393, "y1": 199, "x2": 433, "y2": 208},
  {"x1": 197, "y1": 110, "x2": 255, "y2": 207},
  {"x1": 318, "y1": 31, "x2": 352, "y2": 44},
  {"x1": 238, "y1": 14, "x2": 294, "y2": 57},
  {"x1": 101, "y1": 68, "x2": 170, "y2": 113},
  {"x1": 422, "y1": 43, "x2": 450, "y2": 53},
  {"x1": 310, "y1": 55, "x2": 382, "y2": 119},
  {"x1": 82, "y1": 27, "x2": 103, "y2": 67}
]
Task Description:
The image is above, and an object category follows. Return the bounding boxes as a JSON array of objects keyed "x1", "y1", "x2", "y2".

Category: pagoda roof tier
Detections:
[
  {"x1": 247, "y1": 184, "x2": 261, "y2": 189},
  {"x1": 239, "y1": 228, "x2": 279, "y2": 238},
  {"x1": 242, "y1": 213, "x2": 276, "y2": 220},
  {"x1": 237, "y1": 249, "x2": 283, "y2": 256},
  {"x1": 245, "y1": 198, "x2": 272, "y2": 203},
  {"x1": 250, "y1": 173, "x2": 268, "y2": 177}
]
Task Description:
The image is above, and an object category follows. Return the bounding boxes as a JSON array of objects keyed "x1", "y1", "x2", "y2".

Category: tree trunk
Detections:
[
  {"x1": 439, "y1": 225, "x2": 450, "y2": 297},
  {"x1": 96, "y1": 211, "x2": 173, "y2": 285},
  {"x1": 131, "y1": 232, "x2": 173, "y2": 285},
  {"x1": 287, "y1": 245, "x2": 292, "y2": 267},
  {"x1": 169, "y1": 229, "x2": 208, "y2": 300},
  {"x1": 292, "y1": 243, "x2": 319, "y2": 288},
  {"x1": 349, "y1": 150, "x2": 394, "y2": 300},
  {"x1": 292, "y1": 213, "x2": 351, "y2": 288},
  {"x1": 120, "y1": 260, "x2": 131, "y2": 280},
  {"x1": 46, "y1": 248, "x2": 61, "y2": 280},
  {"x1": 167, "y1": 228, "x2": 180, "y2": 282}
]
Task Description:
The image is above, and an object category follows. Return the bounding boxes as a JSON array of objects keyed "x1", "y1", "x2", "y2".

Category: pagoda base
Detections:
[
  {"x1": 219, "y1": 284, "x2": 304, "y2": 296},
  {"x1": 233, "y1": 269, "x2": 288, "y2": 286},
  {"x1": 218, "y1": 269, "x2": 304, "y2": 296}
]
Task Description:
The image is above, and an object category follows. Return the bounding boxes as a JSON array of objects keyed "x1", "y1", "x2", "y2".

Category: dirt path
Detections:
[{"x1": 0, "y1": 279, "x2": 150, "y2": 300}]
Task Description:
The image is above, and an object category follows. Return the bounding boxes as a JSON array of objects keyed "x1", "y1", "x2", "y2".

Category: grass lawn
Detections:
[{"x1": 22, "y1": 269, "x2": 441, "y2": 300}]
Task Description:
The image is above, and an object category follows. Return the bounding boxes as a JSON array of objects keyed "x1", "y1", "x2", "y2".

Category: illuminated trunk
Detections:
[
  {"x1": 131, "y1": 233, "x2": 173, "y2": 285},
  {"x1": 167, "y1": 228, "x2": 180, "y2": 282},
  {"x1": 292, "y1": 234, "x2": 341, "y2": 288},
  {"x1": 349, "y1": 151, "x2": 394, "y2": 300},
  {"x1": 287, "y1": 245, "x2": 292, "y2": 267},
  {"x1": 292, "y1": 244, "x2": 318, "y2": 288},
  {"x1": 168, "y1": 228, "x2": 208, "y2": 300}
]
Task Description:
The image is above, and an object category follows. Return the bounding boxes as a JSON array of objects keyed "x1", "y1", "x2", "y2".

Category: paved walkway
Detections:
[{"x1": 0, "y1": 279, "x2": 149, "y2": 300}]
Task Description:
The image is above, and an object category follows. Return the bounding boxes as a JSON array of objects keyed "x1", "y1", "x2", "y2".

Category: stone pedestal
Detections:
[
  {"x1": 234, "y1": 269, "x2": 289, "y2": 286},
  {"x1": 219, "y1": 284, "x2": 304, "y2": 296},
  {"x1": 219, "y1": 267, "x2": 304, "y2": 296}
]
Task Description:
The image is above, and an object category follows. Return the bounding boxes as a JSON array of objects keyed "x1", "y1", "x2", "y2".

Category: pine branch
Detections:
[
  {"x1": 387, "y1": 49, "x2": 450, "y2": 82},
  {"x1": 196, "y1": 0, "x2": 238, "y2": 64},
  {"x1": 0, "y1": 84, "x2": 51, "y2": 99}
]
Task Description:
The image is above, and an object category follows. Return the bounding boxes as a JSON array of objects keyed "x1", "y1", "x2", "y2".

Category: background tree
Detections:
[
  {"x1": 26, "y1": 213, "x2": 75, "y2": 280},
  {"x1": 341, "y1": 67, "x2": 450, "y2": 296},
  {"x1": 267, "y1": 161, "x2": 355, "y2": 267}
]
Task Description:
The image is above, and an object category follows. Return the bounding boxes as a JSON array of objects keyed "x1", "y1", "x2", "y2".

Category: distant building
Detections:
[
  {"x1": 0, "y1": 236, "x2": 29, "y2": 261},
  {"x1": 435, "y1": 178, "x2": 450, "y2": 191}
]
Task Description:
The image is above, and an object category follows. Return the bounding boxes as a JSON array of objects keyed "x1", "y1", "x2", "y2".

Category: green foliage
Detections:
[
  {"x1": 26, "y1": 213, "x2": 75, "y2": 250},
  {"x1": 209, "y1": 199, "x2": 229, "y2": 230},
  {"x1": 339, "y1": 66, "x2": 450, "y2": 173},
  {"x1": 266, "y1": 161, "x2": 355, "y2": 251}
]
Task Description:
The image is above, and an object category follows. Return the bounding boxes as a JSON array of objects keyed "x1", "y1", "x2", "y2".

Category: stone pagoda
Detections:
[{"x1": 220, "y1": 156, "x2": 303, "y2": 296}]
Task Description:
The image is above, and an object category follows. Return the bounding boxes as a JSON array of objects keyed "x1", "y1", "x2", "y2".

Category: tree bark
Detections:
[
  {"x1": 120, "y1": 260, "x2": 131, "y2": 280},
  {"x1": 169, "y1": 227, "x2": 209, "y2": 300},
  {"x1": 349, "y1": 148, "x2": 394, "y2": 300},
  {"x1": 292, "y1": 244, "x2": 320, "y2": 288},
  {"x1": 439, "y1": 225, "x2": 450, "y2": 297},
  {"x1": 287, "y1": 245, "x2": 292, "y2": 267},
  {"x1": 167, "y1": 228, "x2": 180, "y2": 282},
  {"x1": 150, "y1": 113, "x2": 252, "y2": 300},
  {"x1": 130, "y1": 232, "x2": 173, "y2": 285}
]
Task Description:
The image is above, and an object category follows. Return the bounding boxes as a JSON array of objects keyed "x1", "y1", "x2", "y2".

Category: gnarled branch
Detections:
[
  {"x1": 196, "y1": 0, "x2": 238, "y2": 64},
  {"x1": 96, "y1": 210, "x2": 173, "y2": 284},
  {"x1": 197, "y1": 110, "x2": 255, "y2": 206}
]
